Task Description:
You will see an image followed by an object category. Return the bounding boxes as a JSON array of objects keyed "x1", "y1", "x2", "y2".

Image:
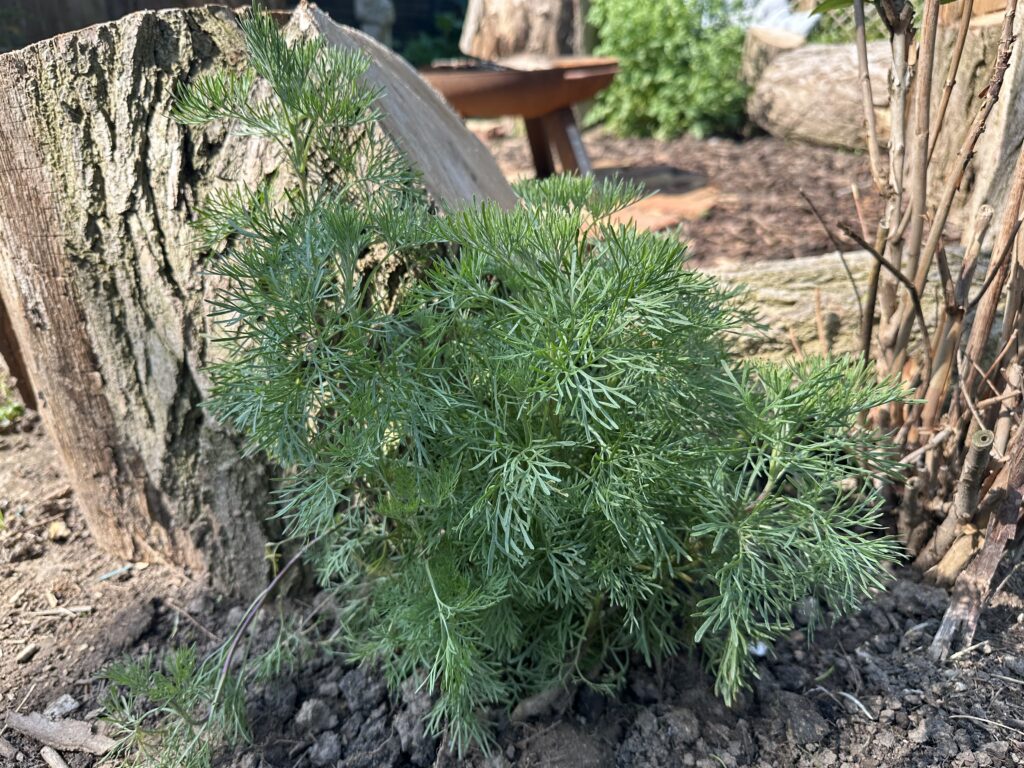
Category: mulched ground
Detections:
[
  {"x1": 477, "y1": 125, "x2": 884, "y2": 266},
  {"x1": 0, "y1": 133, "x2": 1018, "y2": 767}
]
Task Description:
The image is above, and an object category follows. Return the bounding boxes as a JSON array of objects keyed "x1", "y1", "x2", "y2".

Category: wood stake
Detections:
[
  {"x1": 2, "y1": 712, "x2": 115, "y2": 756},
  {"x1": 40, "y1": 746, "x2": 71, "y2": 768}
]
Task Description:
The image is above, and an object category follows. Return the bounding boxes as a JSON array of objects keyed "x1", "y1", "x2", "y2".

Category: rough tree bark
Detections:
[
  {"x1": 0, "y1": 5, "x2": 513, "y2": 596},
  {"x1": 0, "y1": 0, "x2": 242, "y2": 52},
  {"x1": 748, "y1": 40, "x2": 891, "y2": 151},
  {"x1": 928, "y1": 10, "x2": 1024, "y2": 232}
]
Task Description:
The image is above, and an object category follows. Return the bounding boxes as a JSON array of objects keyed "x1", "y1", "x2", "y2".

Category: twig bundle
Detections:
[{"x1": 818, "y1": 0, "x2": 1024, "y2": 658}]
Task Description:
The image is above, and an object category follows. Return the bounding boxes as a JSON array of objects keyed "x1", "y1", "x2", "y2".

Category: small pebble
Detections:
[{"x1": 43, "y1": 694, "x2": 79, "y2": 719}]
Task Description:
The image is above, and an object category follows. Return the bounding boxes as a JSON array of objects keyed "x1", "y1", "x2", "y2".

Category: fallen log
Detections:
[
  {"x1": 741, "y1": 26, "x2": 805, "y2": 86},
  {"x1": 748, "y1": 41, "x2": 891, "y2": 151}
]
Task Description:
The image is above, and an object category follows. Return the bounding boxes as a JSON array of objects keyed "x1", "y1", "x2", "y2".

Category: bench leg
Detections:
[
  {"x1": 542, "y1": 107, "x2": 592, "y2": 176},
  {"x1": 525, "y1": 117, "x2": 556, "y2": 179}
]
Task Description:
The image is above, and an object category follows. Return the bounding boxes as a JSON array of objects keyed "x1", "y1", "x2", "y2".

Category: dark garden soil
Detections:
[
  {"x1": 477, "y1": 124, "x2": 885, "y2": 266},
  {"x1": 3, "y1": 413, "x2": 1024, "y2": 768}
]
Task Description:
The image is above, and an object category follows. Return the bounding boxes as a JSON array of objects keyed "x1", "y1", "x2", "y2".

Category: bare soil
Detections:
[{"x1": 3, "y1": 410, "x2": 1024, "y2": 767}]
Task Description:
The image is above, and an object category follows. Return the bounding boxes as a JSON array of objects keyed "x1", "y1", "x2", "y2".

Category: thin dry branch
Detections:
[
  {"x1": 929, "y1": 0, "x2": 975, "y2": 160},
  {"x1": 904, "y1": 0, "x2": 940, "y2": 283},
  {"x1": 800, "y1": 189, "x2": 864, "y2": 318},
  {"x1": 895, "y1": 0, "x2": 1021, "y2": 359},
  {"x1": 966, "y1": 217, "x2": 1024, "y2": 314},
  {"x1": 964, "y1": 151, "x2": 1024, "y2": 405},
  {"x1": 854, "y1": 0, "x2": 885, "y2": 189},
  {"x1": 955, "y1": 205, "x2": 996, "y2": 306},
  {"x1": 841, "y1": 224, "x2": 932, "y2": 368},
  {"x1": 931, "y1": 424, "x2": 1024, "y2": 660}
]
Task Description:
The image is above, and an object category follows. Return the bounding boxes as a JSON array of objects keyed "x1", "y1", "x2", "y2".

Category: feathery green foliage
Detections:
[
  {"x1": 131, "y1": 5, "x2": 906, "y2": 758},
  {"x1": 101, "y1": 648, "x2": 248, "y2": 768},
  {"x1": 0, "y1": 379, "x2": 22, "y2": 424}
]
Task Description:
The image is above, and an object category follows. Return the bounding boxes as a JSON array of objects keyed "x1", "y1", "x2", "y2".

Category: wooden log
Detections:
[
  {"x1": 747, "y1": 40, "x2": 891, "y2": 151},
  {"x1": 941, "y1": 0, "x2": 1008, "y2": 25},
  {"x1": 741, "y1": 26, "x2": 805, "y2": 86},
  {"x1": 0, "y1": 6, "x2": 513, "y2": 595},
  {"x1": 705, "y1": 247, "x2": 989, "y2": 361}
]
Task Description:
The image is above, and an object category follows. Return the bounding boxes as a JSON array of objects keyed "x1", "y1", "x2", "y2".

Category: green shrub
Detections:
[
  {"x1": 145, "y1": 6, "x2": 904, "y2": 758},
  {"x1": 0, "y1": 379, "x2": 23, "y2": 424},
  {"x1": 587, "y1": 0, "x2": 749, "y2": 138},
  {"x1": 807, "y1": 5, "x2": 887, "y2": 43}
]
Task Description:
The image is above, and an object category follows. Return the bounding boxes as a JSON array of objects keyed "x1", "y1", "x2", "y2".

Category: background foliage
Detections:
[
  {"x1": 398, "y1": 10, "x2": 463, "y2": 67},
  {"x1": 807, "y1": 2, "x2": 887, "y2": 43},
  {"x1": 587, "y1": 0, "x2": 749, "y2": 138}
]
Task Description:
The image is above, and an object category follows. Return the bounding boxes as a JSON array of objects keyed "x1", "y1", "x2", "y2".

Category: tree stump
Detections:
[
  {"x1": 0, "y1": 5, "x2": 513, "y2": 595},
  {"x1": 748, "y1": 40, "x2": 891, "y2": 151},
  {"x1": 459, "y1": 0, "x2": 586, "y2": 60}
]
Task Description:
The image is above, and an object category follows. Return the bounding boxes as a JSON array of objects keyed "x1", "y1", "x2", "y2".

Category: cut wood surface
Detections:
[
  {"x1": 293, "y1": 5, "x2": 516, "y2": 209},
  {"x1": 741, "y1": 26, "x2": 805, "y2": 86},
  {"x1": 748, "y1": 41, "x2": 891, "y2": 151},
  {"x1": 0, "y1": 5, "x2": 514, "y2": 595}
]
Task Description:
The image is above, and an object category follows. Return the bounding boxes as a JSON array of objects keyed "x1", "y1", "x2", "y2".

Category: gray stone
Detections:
[
  {"x1": 770, "y1": 691, "x2": 829, "y2": 744},
  {"x1": 663, "y1": 707, "x2": 700, "y2": 746},
  {"x1": 43, "y1": 694, "x2": 80, "y2": 719},
  {"x1": 340, "y1": 666, "x2": 387, "y2": 713},
  {"x1": 308, "y1": 731, "x2": 341, "y2": 767},
  {"x1": 295, "y1": 698, "x2": 338, "y2": 735}
]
